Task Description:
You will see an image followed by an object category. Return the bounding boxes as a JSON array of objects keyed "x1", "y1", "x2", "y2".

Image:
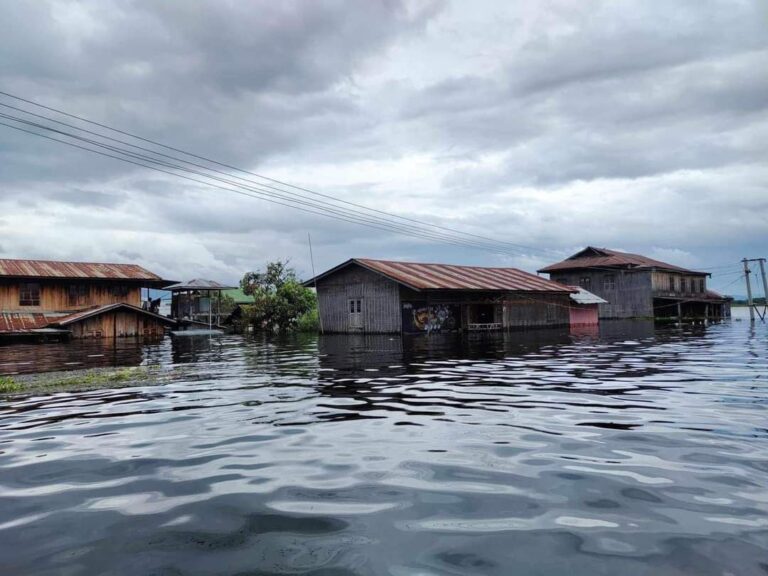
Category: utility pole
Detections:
[
  {"x1": 743, "y1": 258, "x2": 755, "y2": 322},
  {"x1": 742, "y1": 258, "x2": 768, "y2": 322}
]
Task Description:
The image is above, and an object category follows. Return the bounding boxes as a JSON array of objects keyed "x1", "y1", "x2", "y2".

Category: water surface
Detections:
[{"x1": 1, "y1": 313, "x2": 767, "y2": 575}]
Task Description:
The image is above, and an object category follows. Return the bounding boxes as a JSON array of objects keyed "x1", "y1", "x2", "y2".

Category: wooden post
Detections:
[
  {"x1": 743, "y1": 258, "x2": 755, "y2": 322},
  {"x1": 677, "y1": 301, "x2": 682, "y2": 322},
  {"x1": 705, "y1": 303, "x2": 709, "y2": 322},
  {"x1": 759, "y1": 258, "x2": 768, "y2": 316}
]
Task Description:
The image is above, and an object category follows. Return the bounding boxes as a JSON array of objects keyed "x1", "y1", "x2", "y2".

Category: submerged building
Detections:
[
  {"x1": 304, "y1": 258, "x2": 575, "y2": 334},
  {"x1": 0, "y1": 258, "x2": 176, "y2": 340},
  {"x1": 538, "y1": 247, "x2": 731, "y2": 319}
]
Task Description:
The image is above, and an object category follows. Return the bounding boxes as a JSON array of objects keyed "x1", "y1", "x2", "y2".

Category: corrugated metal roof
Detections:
[
  {"x1": 0, "y1": 258, "x2": 164, "y2": 281},
  {"x1": 567, "y1": 286, "x2": 608, "y2": 305},
  {"x1": 335, "y1": 258, "x2": 573, "y2": 292},
  {"x1": 51, "y1": 303, "x2": 177, "y2": 326},
  {"x1": 0, "y1": 312, "x2": 68, "y2": 334},
  {"x1": 538, "y1": 247, "x2": 706, "y2": 275},
  {"x1": 164, "y1": 279, "x2": 236, "y2": 291}
]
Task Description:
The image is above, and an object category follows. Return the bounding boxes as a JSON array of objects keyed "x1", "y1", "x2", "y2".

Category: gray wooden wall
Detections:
[
  {"x1": 549, "y1": 270, "x2": 654, "y2": 318},
  {"x1": 316, "y1": 264, "x2": 401, "y2": 333},
  {"x1": 502, "y1": 293, "x2": 570, "y2": 327}
]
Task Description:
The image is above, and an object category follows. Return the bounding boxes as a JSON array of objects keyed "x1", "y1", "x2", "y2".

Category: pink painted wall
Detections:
[{"x1": 569, "y1": 305, "x2": 599, "y2": 326}]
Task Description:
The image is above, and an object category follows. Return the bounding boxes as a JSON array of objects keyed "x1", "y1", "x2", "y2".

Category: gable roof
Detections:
[
  {"x1": 164, "y1": 279, "x2": 236, "y2": 291},
  {"x1": 0, "y1": 258, "x2": 170, "y2": 284},
  {"x1": 538, "y1": 247, "x2": 707, "y2": 275},
  {"x1": 50, "y1": 303, "x2": 177, "y2": 326},
  {"x1": 306, "y1": 258, "x2": 573, "y2": 293}
]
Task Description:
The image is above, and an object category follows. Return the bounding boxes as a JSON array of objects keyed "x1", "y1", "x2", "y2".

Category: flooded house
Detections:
[
  {"x1": 305, "y1": 258, "x2": 574, "y2": 334},
  {"x1": 0, "y1": 258, "x2": 176, "y2": 340},
  {"x1": 166, "y1": 279, "x2": 236, "y2": 329},
  {"x1": 538, "y1": 247, "x2": 731, "y2": 319}
]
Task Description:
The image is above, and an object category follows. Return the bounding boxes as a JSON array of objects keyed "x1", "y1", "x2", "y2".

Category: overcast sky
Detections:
[{"x1": 1, "y1": 0, "x2": 766, "y2": 294}]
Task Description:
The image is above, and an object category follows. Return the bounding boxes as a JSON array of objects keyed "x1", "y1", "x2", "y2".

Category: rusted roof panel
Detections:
[
  {"x1": 52, "y1": 303, "x2": 177, "y2": 326},
  {"x1": 538, "y1": 247, "x2": 705, "y2": 275},
  {"x1": 0, "y1": 312, "x2": 67, "y2": 333},
  {"x1": 0, "y1": 258, "x2": 164, "y2": 281},
  {"x1": 353, "y1": 259, "x2": 572, "y2": 292}
]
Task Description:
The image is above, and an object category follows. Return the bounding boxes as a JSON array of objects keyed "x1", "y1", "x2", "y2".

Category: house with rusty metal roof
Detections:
[
  {"x1": 538, "y1": 247, "x2": 731, "y2": 320},
  {"x1": 303, "y1": 258, "x2": 575, "y2": 333},
  {"x1": 0, "y1": 258, "x2": 177, "y2": 340}
]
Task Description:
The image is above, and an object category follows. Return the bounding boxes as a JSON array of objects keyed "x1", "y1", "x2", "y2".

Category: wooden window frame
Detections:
[
  {"x1": 603, "y1": 274, "x2": 616, "y2": 290},
  {"x1": 68, "y1": 283, "x2": 89, "y2": 306},
  {"x1": 19, "y1": 282, "x2": 41, "y2": 306}
]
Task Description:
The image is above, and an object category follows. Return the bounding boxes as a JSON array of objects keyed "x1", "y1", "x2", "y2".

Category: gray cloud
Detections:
[{"x1": 0, "y1": 0, "x2": 765, "y2": 296}]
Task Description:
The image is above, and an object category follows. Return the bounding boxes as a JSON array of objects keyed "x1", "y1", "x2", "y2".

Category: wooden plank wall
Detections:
[
  {"x1": 0, "y1": 281, "x2": 141, "y2": 312},
  {"x1": 316, "y1": 265, "x2": 401, "y2": 333},
  {"x1": 503, "y1": 293, "x2": 570, "y2": 327},
  {"x1": 549, "y1": 270, "x2": 653, "y2": 318},
  {"x1": 68, "y1": 310, "x2": 167, "y2": 338}
]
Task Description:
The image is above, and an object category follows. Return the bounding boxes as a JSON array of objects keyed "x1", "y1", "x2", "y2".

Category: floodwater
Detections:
[{"x1": 1, "y1": 311, "x2": 767, "y2": 575}]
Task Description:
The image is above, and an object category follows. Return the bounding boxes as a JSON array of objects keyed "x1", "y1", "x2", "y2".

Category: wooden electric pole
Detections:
[
  {"x1": 742, "y1": 258, "x2": 767, "y2": 322},
  {"x1": 743, "y1": 258, "x2": 754, "y2": 322}
]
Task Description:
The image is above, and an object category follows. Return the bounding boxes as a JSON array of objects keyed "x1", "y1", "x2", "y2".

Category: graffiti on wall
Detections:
[{"x1": 402, "y1": 302, "x2": 458, "y2": 333}]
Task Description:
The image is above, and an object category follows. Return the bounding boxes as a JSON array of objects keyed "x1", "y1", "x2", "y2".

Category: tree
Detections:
[{"x1": 240, "y1": 260, "x2": 317, "y2": 332}]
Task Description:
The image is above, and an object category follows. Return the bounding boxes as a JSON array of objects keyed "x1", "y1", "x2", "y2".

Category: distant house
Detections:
[
  {"x1": 538, "y1": 247, "x2": 731, "y2": 319},
  {"x1": 0, "y1": 258, "x2": 176, "y2": 340},
  {"x1": 165, "y1": 279, "x2": 236, "y2": 328},
  {"x1": 304, "y1": 258, "x2": 575, "y2": 334}
]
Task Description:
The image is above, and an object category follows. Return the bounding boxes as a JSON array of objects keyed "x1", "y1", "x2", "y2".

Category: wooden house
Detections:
[
  {"x1": 538, "y1": 247, "x2": 731, "y2": 319},
  {"x1": 304, "y1": 258, "x2": 574, "y2": 334},
  {"x1": 0, "y1": 258, "x2": 176, "y2": 340}
]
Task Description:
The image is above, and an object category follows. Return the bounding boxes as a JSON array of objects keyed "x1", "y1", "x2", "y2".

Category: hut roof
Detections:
[
  {"x1": 306, "y1": 258, "x2": 573, "y2": 293},
  {"x1": 538, "y1": 247, "x2": 707, "y2": 275},
  {"x1": 164, "y1": 279, "x2": 236, "y2": 291},
  {"x1": 566, "y1": 286, "x2": 608, "y2": 305},
  {"x1": 50, "y1": 303, "x2": 176, "y2": 326},
  {"x1": 0, "y1": 258, "x2": 172, "y2": 285}
]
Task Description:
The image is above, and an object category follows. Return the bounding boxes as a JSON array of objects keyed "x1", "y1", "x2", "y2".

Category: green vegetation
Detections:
[
  {"x1": 0, "y1": 366, "x2": 192, "y2": 395},
  {"x1": 0, "y1": 376, "x2": 22, "y2": 393},
  {"x1": 240, "y1": 260, "x2": 318, "y2": 333}
]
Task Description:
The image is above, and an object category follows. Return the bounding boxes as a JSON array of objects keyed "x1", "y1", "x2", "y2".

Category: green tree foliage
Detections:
[{"x1": 240, "y1": 260, "x2": 317, "y2": 332}]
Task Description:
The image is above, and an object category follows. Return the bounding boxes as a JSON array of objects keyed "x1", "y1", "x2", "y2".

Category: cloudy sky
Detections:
[{"x1": 1, "y1": 0, "x2": 766, "y2": 294}]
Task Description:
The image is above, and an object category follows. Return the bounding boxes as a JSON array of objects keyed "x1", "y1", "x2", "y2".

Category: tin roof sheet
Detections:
[
  {"x1": 538, "y1": 247, "x2": 706, "y2": 275},
  {"x1": 51, "y1": 303, "x2": 177, "y2": 326},
  {"x1": 313, "y1": 258, "x2": 572, "y2": 292},
  {"x1": 0, "y1": 258, "x2": 165, "y2": 281},
  {"x1": 164, "y1": 279, "x2": 236, "y2": 291},
  {"x1": 567, "y1": 286, "x2": 608, "y2": 305},
  {"x1": 0, "y1": 312, "x2": 68, "y2": 333}
]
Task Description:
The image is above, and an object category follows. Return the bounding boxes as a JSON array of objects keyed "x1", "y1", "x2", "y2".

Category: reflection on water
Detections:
[{"x1": 0, "y1": 313, "x2": 767, "y2": 575}]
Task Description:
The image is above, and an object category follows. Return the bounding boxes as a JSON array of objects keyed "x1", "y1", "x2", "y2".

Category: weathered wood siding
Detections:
[
  {"x1": 0, "y1": 280, "x2": 141, "y2": 312},
  {"x1": 68, "y1": 311, "x2": 167, "y2": 339},
  {"x1": 549, "y1": 270, "x2": 653, "y2": 318},
  {"x1": 503, "y1": 293, "x2": 570, "y2": 327},
  {"x1": 316, "y1": 264, "x2": 401, "y2": 333}
]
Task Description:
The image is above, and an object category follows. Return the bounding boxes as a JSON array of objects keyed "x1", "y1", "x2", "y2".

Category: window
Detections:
[
  {"x1": 349, "y1": 299, "x2": 361, "y2": 313},
  {"x1": 699, "y1": 278, "x2": 705, "y2": 293},
  {"x1": 669, "y1": 275, "x2": 675, "y2": 291},
  {"x1": 603, "y1": 275, "x2": 616, "y2": 290},
  {"x1": 110, "y1": 285, "x2": 130, "y2": 298},
  {"x1": 680, "y1": 278, "x2": 687, "y2": 293},
  {"x1": 68, "y1": 284, "x2": 89, "y2": 306},
  {"x1": 579, "y1": 277, "x2": 591, "y2": 289},
  {"x1": 19, "y1": 282, "x2": 40, "y2": 306}
]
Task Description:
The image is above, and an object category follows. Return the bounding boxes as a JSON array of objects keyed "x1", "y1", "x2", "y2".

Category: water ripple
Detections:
[{"x1": 0, "y1": 314, "x2": 767, "y2": 574}]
